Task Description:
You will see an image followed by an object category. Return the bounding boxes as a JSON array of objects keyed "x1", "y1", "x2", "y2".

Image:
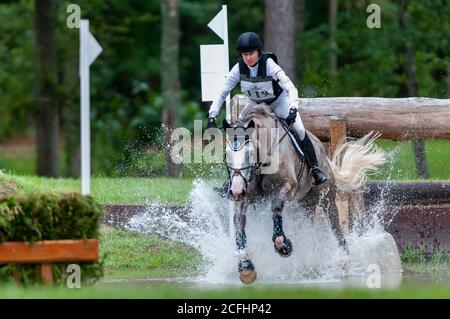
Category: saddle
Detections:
[{"x1": 278, "y1": 119, "x2": 304, "y2": 159}]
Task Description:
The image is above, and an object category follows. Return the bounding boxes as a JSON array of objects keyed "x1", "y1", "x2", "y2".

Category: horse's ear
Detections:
[
  {"x1": 222, "y1": 119, "x2": 232, "y2": 130},
  {"x1": 247, "y1": 120, "x2": 255, "y2": 129}
]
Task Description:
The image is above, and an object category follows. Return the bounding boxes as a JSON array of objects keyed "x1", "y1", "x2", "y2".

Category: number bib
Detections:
[{"x1": 240, "y1": 76, "x2": 276, "y2": 103}]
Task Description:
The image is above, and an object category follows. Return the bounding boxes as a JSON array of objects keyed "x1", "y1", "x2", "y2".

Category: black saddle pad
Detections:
[{"x1": 279, "y1": 119, "x2": 304, "y2": 158}]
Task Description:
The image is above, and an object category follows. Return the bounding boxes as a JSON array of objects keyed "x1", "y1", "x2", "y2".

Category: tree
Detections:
[
  {"x1": 329, "y1": 0, "x2": 338, "y2": 79},
  {"x1": 161, "y1": 0, "x2": 182, "y2": 177},
  {"x1": 295, "y1": 0, "x2": 306, "y2": 88},
  {"x1": 34, "y1": 0, "x2": 60, "y2": 177},
  {"x1": 264, "y1": 0, "x2": 296, "y2": 82},
  {"x1": 398, "y1": 0, "x2": 429, "y2": 179}
]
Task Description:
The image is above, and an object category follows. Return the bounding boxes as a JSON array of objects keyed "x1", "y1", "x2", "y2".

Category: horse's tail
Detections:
[{"x1": 329, "y1": 131, "x2": 385, "y2": 192}]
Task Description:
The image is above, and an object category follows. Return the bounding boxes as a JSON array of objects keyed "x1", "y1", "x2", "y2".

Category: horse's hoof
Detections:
[
  {"x1": 240, "y1": 270, "x2": 257, "y2": 284},
  {"x1": 273, "y1": 235, "x2": 293, "y2": 258},
  {"x1": 238, "y1": 259, "x2": 257, "y2": 284}
]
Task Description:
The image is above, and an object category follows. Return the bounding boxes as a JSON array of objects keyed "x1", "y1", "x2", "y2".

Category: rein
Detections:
[{"x1": 225, "y1": 115, "x2": 297, "y2": 189}]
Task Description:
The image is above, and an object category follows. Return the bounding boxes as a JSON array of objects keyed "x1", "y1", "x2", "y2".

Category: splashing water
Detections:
[{"x1": 125, "y1": 178, "x2": 402, "y2": 286}]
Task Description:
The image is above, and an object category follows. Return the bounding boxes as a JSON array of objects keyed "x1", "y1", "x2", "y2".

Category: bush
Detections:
[{"x1": 0, "y1": 193, "x2": 103, "y2": 285}]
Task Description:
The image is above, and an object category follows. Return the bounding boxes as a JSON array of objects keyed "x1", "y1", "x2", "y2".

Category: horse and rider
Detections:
[
  {"x1": 206, "y1": 32, "x2": 328, "y2": 187},
  {"x1": 205, "y1": 32, "x2": 384, "y2": 284}
]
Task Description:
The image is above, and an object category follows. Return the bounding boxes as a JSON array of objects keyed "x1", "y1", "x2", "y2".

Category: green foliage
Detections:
[
  {"x1": 401, "y1": 243, "x2": 450, "y2": 265},
  {"x1": 0, "y1": 193, "x2": 101, "y2": 242},
  {"x1": 0, "y1": 193, "x2": 103, "y2": 285},
  {"x1": 0, "y1": 0, "x2": 449, "y2": 175}
]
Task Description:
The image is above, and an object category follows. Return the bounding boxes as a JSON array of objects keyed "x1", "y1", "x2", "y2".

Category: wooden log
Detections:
[
  {"x1": 0, "y1": 239, "x2": 98, "y2": 264},
  {"x1": 365, "y1": 181, "x2": 450, "y2": 206},
  {"x1": 299, "y1": 97, "x2": 450, "y2": 140}
]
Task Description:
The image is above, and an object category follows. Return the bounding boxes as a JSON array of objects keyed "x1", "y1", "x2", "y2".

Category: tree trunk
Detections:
[
  {"x1": 329, "y1": 0, "x2": 338, "y2": 79},
  {"x1": 398, "y1": 0, "x2": 429, "y2": 179},
  {"x1": 447, "y1": 69, "x2": 450, "y2": 98},
  {"x1": 34, "y1": 0, "x2": 60, "y2": 177},
  {"x1": 161, "y1": 0, "x2": 181, "y2": 178},
  {"x1": 264, "y1": 0, "x2": 296, "y2": 82},
  {"x1": 295, "y1": 0, "x2": 306, "y2": 86}
]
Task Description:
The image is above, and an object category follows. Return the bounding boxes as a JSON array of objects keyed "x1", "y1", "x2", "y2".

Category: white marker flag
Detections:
[
  {"x1": 207, "y1": 8, "x2": 224, "y2": 40},
  {"x1": 200, "y1": 5, "x2": 230, "y2": 121}
]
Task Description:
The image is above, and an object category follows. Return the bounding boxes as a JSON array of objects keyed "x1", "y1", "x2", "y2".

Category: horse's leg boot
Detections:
[
  {"x1": 300, "y1": 133, "x2": 328, "y2": 186},
  {"x1": 272, "y1": 234, "x2": 293, "y2": 257}
]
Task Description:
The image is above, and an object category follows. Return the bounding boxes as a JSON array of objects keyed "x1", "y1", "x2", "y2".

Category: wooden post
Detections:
[
  {"x1": 330, "y1": 116, "x2": 349, "y2": 233},
  {"x1": 330, "y1": 116, "x2": 347, "y2": 155},
  {"x1": 41, "y1": 263, "x2": 54, "y2": 284}
]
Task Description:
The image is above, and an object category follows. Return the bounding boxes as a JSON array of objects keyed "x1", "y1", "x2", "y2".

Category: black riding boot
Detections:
[{"x1": 300, "y1": 133, "x2": 328, "y2": 186}]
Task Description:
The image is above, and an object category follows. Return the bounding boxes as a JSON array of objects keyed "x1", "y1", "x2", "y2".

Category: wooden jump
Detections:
[{"x1": 0, "y1": 239, "x2": 99, "y2": 284}]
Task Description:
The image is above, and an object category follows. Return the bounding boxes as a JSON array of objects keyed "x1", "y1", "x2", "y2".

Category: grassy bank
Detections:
[
  {"x1": 3, "y1": 174, "x2": 197, "y2": 205},
  {"x1": 100, "y1": 227, "x2": 203, "y2": 278}
]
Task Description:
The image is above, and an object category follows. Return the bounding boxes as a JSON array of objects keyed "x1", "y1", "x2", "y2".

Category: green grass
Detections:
[
  {"x1": 401, "y1": 244, "x2": 450, "y2": 266},
  {"x1": 100, "y1": 227, "x2": 203, "y2": 278},
  {"x1": 0, "y1": 283, "x2": 449, "y2": 298},
  {"x1": 0, "y1": 156, "x2": 36, "y2": 176},
  {"x1": 373, "y1": 139, "x2": 450, "y2": 181},
  {"x1": 4, "y1": 174, "x2": 197, "y2": 205}
]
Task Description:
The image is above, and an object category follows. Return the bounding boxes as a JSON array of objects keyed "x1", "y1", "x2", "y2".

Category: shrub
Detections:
[{"x1": 0, "y1": 193, "x2": 103, "y2": 285}]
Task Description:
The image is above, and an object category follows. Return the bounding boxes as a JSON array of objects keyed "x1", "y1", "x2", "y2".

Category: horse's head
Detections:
[{"x1": 223, "y1": 119, "x2": 257, "y2": 201}]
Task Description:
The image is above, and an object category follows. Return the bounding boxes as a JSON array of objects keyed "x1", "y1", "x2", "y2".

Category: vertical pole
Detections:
[
  {"x1": 330, "y1": 116, "x2": 349, "y2": 233},
  {"x1": 80, "y1": 20, "x2": 91, "y2": 195},
  {"x1": 330, "y1": 116, "x2": 347, "y2": 156},
  {"x1": 222, "y1": 5, "x2": 230, "y2": 123},
  {"x1": 221, "y1": 5, "x2": 233, "y2": 238},
  {"x1": 41, "y1": 263, "x2": 54, "y2": 285}
]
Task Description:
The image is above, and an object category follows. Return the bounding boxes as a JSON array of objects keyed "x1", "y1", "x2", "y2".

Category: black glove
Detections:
[
  {"x1": 286, "y1": 107, "x2": 297, "y2": 126},
  {"x1": 206, "y1": 117, "x2": 217, "y2": 129}
]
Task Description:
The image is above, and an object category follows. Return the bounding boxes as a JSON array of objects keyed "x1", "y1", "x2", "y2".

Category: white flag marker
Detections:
[
  {"x1": 80, "y1": 19, "x2": 103, "y2": 195},
  {"x1": 207, "y1": 8, "x2": 224, "y2": 40},
  {"x1": 201, "y1": 5, "x2": 230, "y2": 121}
]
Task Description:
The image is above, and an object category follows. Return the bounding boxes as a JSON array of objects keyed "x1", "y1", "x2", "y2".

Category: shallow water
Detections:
[
  {"x1": 117, "y1": 178, "x2": 432, "y2": 289},
  {"x1": 99, "y1": 266, "x2": 449, "y2": 291}
]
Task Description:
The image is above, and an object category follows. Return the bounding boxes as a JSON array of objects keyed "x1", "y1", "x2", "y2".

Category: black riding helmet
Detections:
[{"x1": 236, "y1": 32, "x2": 263, "y2": 53}]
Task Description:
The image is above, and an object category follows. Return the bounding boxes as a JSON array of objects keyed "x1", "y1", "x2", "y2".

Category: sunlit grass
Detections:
[
  {"x1": 4, "y1": 174, "x2": 196, "y2": 205},
  {"x1": 373, "y1": 139, "x2": 450, "y2": 181}
]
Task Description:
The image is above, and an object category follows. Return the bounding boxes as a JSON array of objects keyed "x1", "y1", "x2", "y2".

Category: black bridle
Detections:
[
  {"x1": 224, "y1": 116, "x2": 296, "y2": 193},
  {"x1": 225, "y1": 138, "x2": 260, "y2": 191}
]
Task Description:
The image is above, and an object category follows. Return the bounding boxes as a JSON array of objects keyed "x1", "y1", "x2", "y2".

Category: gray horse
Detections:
[{"x1": 222, "y1": 103, "x2": 384, "y2": 284}]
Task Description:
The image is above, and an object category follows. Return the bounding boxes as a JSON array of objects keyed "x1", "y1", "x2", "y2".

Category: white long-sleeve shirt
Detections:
[{"x1": 208, "y1": 58, "x2": 299, "y2": 116}]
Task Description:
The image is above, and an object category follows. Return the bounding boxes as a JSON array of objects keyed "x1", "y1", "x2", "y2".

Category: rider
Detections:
[{"x1": 206, "y1": 31, "x2": 327, "y2": 187}]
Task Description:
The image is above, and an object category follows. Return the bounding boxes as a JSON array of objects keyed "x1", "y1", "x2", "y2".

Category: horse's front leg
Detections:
[
  {"x1": 271, "y1": 182, "x2": 297, "y2": 257},
  {"x1": 234, "y1": 198, "x2": 256, "y2": 284}
]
